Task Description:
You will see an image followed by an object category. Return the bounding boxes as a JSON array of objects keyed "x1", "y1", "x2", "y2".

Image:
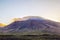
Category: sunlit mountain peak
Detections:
[
  {"x1": 11, "y1": 16, "x2": 44, "y2": 22},
  {"x1": 23, "y1": 16, "x2": 44, "y2": 20}
]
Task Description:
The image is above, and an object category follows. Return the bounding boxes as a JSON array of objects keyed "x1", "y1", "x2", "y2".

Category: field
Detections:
[{"x1": 0, "y1": 34, "x2": 60, "y2": 40}]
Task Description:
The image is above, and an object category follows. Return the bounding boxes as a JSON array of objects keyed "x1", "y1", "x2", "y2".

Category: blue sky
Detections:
[{"x1": 0, "y1": 0, "x2": 60, "y2": 24}]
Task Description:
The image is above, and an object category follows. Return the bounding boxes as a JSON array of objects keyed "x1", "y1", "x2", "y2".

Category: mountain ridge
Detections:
[{"x1": 0, "y1": 16, "x2": 60, "y2": 35}]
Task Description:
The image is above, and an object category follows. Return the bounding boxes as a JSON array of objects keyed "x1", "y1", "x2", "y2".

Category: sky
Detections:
[{"x1": 0, "y1": 0, "x2": 60, "y2": 24}]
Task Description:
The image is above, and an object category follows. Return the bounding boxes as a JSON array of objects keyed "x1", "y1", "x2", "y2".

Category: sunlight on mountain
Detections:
[
  {"x1": 0, "y1": 16, "x2": 60, "y2": 26},
  {"x1": 7, "y1": 16, "x2": 60, "y2": 25},
  {"x1": 0, "y1": 23, "x2": 7, "y2": 27},
  {"x1": 9, "y1": 18, "x2": 24, "y2": 24}
]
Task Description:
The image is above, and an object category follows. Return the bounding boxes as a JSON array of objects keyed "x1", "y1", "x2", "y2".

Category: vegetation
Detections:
[{"x1": 0, "y1": 34, "x2": 60, "y2": 40}]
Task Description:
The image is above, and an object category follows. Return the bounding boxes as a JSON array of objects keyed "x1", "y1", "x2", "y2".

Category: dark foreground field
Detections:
[{"x1": 0, "y1": 34, "x2": 60, "y2": 40}]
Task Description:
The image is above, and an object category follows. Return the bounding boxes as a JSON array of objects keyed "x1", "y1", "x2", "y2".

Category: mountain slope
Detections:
[{"x1": 1, "y1": 16, "x2": 60, "y2": 35}]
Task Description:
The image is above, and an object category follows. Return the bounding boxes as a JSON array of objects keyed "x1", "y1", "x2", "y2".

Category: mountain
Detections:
[
  {"x1": 1, "y1": 16, "x2": 60, "y2": 35},
  {"x1": 10, "y1": 18, "x2": 21, "y2": 22}
]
